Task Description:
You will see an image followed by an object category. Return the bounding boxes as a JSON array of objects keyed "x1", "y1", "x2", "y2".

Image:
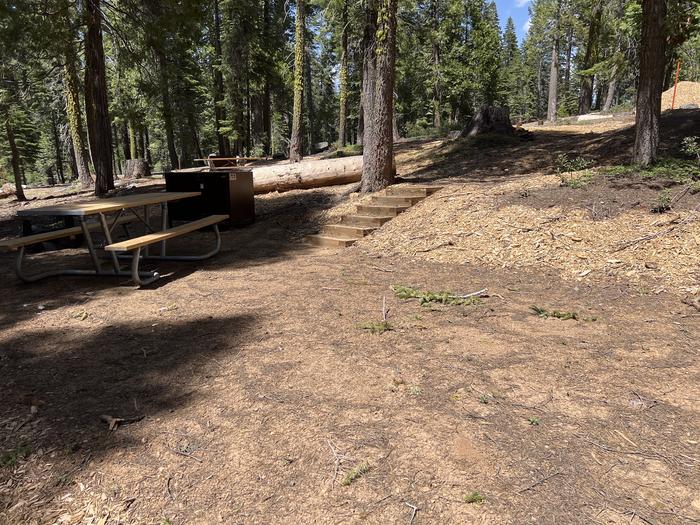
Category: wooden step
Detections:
[
  {"x1": 384, "y1": 185, "x2": 443, "y2": 197},
  {"x1": 356, "y1": 204, "x2": 409, "y2": 217},
  {"x1": 105, "y1": 215, "x2": 228, "y2": 252},
  {"x1": 308, "y1": 234, "x2": 357, "y2": 248},
  {"x1": 371, "y1": 195, "x2": 424, "y2": 206},
  {"x1": 323, "y1": 224, "x2": 376, "y2": 239},
  {"x1": 340, "y1": 214, "x2": 394, "y2": 227}
]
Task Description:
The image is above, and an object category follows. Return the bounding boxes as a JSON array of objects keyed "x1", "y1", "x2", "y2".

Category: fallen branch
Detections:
[
  {"x1": 405, "y1": 502, "x2": 419, "y2": 524},
  {"x1": 613, "y1": 204, "x2": 700, "y2": 252},
  {"x1": 517, "y1": 472, "x2": 561, "y2": 493}
]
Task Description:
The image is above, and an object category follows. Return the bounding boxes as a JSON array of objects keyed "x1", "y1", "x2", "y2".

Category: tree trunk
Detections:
[
  {"x1": 50, "y1": 114, "x2": 65, "y2": 184},
  {"x1": 632, "y1": 0, "x2": 666, "y2": 166},
  {"x1": 84, "y1": 0, "x2": 114, "y2": 196},
  {"x1": 537, "y1": 54, "x2": 544, "y2": 121},
  {"x1": 144, "y1": 126, "x2": 153, "y2": 165},
  {"x1": 361, "y1": 0, "x2": 398, "y2": 193},
  {"x1": 67, "y1": 134, "x2": 79, "y2": 180},
  {"x1": 123, "y1": 159, "x2": 151, "y2": 179},
  {"x1": 578, "y1": 0, "x2": 603, "y2": 115},
  {"x1": 251, "y1": 155, "x2": 364, "y2": 193},
  {"x1": 546, "y1": 42, "x2": 560, "y2": 121},
  {"x1": 304, "y1": 37, "x2": 315, "y2": 153},
  {"x1": 122, "y1": 123, "x2": 132, "y2": 161},
  {"x1": 128, "y1": 119, "x2": 137, "y2": 159},
  {"x1": 603, "y1": 77, "x2": 617, "y2": 111},
  {"x1": 212, "y1": 0, "x2": 231, "y2": 156},
  {"x1": 261, "y1": 0, "x2": 272, "y2": 155},
  {"x1": 338, "y1": 0, "x2": 349, "y2": 147},
  {"x1": 157, "y1": 51, "x2": 179, "y2": 169},
  {"x1": 5, "y1": 120, "x2": 27, "y2": 200},
  {"x1": 63, "y1": 33, "x2": 93, "y2": 188},
  {"x1": 289, "y1": 0, "x2": 305, "y2": 162},
  {"x1": 431, "y1": 0, "x2": 441, "y2": 129}
]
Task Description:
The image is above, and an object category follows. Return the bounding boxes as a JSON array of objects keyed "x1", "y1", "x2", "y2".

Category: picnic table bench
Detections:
[{"x1": 0, "y1": 192, "x2": 227, "y2": 286}]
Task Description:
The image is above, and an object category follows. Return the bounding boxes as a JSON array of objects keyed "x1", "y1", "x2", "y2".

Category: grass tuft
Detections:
[
  {"x1": 341, "y1": 462, "x2": 371, "y2": 486},
  {"x1": 359, "y1": 321, "x2": 393, "y2": 334},
  {"x1": 530, "y1": 306, "x2": 578, "y2": 320},
  {"x1": 1, "y1": 444, "x2": 31, "y2": 468},
  {"x1": 464, "y1": 491, "x2": 485, "y2": 504},
  {"x1": 393, "y1": 285, "x2": 481, "y2": 306}
]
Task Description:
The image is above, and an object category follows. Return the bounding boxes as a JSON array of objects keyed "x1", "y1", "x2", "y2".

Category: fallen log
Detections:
[{"x1": 251, "y1": 155, "x2": 363, "y2": 194}]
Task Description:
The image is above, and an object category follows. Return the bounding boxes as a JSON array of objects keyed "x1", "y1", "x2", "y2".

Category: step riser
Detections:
[
  {"x1": 356, "y1": 205, "x2": 408, "y2": 217},
  {"x1": 371, "y1": 196, "x2": 423, "y2": 206},
  {"x1": 341, "y1": 215, "x2": 393, "y2": 227},
  {"x1": 323, "y1": 225, "x2": 375, "y2": 238},
  {"x1": 385, "y1": 186, "x2": 442, "y2": 197},
  {"x1": 308, "y1": 235, "x2": 356, "y2": 248}
]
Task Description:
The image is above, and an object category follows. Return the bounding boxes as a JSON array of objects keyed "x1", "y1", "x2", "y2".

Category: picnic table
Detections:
[
  {"x1": 0, "y1": 192, "x2": 228, "y2": 286},
  {"x1": 194, "y1": 156, "x2": 267, "y2": 168}
]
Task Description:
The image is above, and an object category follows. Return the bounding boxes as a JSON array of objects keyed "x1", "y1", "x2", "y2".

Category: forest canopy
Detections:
[{"x1": 0, "y1": 0, "x2": 699, "y2": 190}]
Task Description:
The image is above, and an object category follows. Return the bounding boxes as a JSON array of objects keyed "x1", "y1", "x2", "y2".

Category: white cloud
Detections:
[
  {"x1": 515, "y1": 0, "x2": 530, "y2": 7},
  {"x1": 523, "y1": 18, "x2": 532, "y2": 33}
]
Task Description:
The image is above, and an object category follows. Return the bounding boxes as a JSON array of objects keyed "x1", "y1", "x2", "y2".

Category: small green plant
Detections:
[
  {"x1": 359, "y1": 321, "x2": 393, "y2": 334},
  {"x1": 555, "y1": 153, "x2": 594, "y2": 173},
  {"x1": 530, "y1": 306, "x2": 578, "y2": 320},
  {"x1": 393, "y1": 285, "x2": 481, "y2": 306},
  {"x1": 341, "y1": 462, "x2": 371, "y2": 486},
  {"x1": 603, "y1": 158, "x2": 699, "y2": 184},
  {"x1": 409, "y1": 386, "x2": 423, "y2": 396},
  {"x1": 1, "y1": 444, "x2": 31, "y2": 468},
  {"x1": 690, "y1": 181, "x2": 700, "y2": 194},
  {"x1": 479, "y1": 394, "x2": 490, "y2": 404},
  {"x1": 652, "y1": 189, "x2": 672, "y2": 213},
  {"x1": 464, "y1": 491, "x2": 485, "y2": 504},
  {"x1": 528, "y1": 417, "x2": 540, "y2": 426},
  {"x1": 560, "y1": 170, "x2": 594, "y2": 189},
  {"x1": 681, "y1": 136, "x2": 700, "y2": 164}
]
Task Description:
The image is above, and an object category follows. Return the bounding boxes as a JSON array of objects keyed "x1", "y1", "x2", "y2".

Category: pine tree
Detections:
[{"x1": 289, "y1": 0, "x2": 306, "y2": 162}]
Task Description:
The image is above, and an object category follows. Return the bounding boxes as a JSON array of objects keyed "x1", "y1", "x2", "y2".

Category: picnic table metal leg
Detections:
[
  {"x1": 160, "y1": 203, "x2": 168, "y2": 256},
  {"x1": 99, "y1": 212, "x2": 121, "y2": 273},
  {"x1": 142, "y1": 205, "x2": 150, "y2": 257},
  {"x1": 130, "y1": 247, "x2": 160, "y2": 286},
  {"x1": 80, "y1": 217, "x2": 102, "y2": 274}
]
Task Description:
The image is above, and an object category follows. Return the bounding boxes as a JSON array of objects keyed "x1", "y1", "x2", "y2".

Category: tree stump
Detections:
[
  {"x1": 123, "y1": 159, "x2": 151, "y2": 179},
  {"x1": 465, "y1": 106, "x2": 514, "y2": 136}
]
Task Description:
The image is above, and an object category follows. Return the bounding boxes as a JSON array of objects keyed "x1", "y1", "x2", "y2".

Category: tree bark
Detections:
[
  {"x1": 157, "y1": 51, "x2": 179, "y2": 169},
  {"x1": 262, "y1": 0, "x2": 272, "y2": 155},
  {"x1": 546, "y1": 0, "x2": 561, "y2": 122},
  {"x1": 144, "y1": 126, "x2": 153, "y2": 165},
  {"x1": 632, "y1": 0, "x2": 666, "y2": 166},
  {"x1": 50, "y1": 113, "x2": 65, "y2": 184},
  {"x1": 5, "y1": 119, "x2": 27, "y2": 201},
  {"x1": 84, "y1": 0, "x2": 114, "y2": 196},
  {"x1": 212, "y1": 0, "x2": 231, "y2": 156},
  {"x1": 289, "y1": 0, "x2": 305, "y2": 162},
  {"x1": 603, "y1": 78, "x2": 617, "y2": 112},
  {"x1": 361, "y1": 0, "x2": 398, "y2": 193},
  {"x1": 338, "y1": 0, "x2": 349, "y2": 147},
  {"x1": 122, "y1": 123, "x2": 132, "y2": 161},
  {"x1": 63, "y1": 33, "x2": 93, "y2": 188},
  {"x1": 578, "y1": 0, "x2": 603, "y2": 115},
  {"x1": 431, "y1": 0, "x2": 441, "y2": 129}
]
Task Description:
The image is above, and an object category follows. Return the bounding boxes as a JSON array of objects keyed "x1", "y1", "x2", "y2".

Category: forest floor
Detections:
[{"x1": 1, "y1": 110, "x2": 699, "y2": 525}]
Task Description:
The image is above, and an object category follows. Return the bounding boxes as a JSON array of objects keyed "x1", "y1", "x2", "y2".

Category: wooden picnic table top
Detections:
[
  {"x1": 17, "y1": 191, "x2": 201, "y2": 217},
  {"x1": 194, "y1": 157, "x2": 267, "y2": 162}
]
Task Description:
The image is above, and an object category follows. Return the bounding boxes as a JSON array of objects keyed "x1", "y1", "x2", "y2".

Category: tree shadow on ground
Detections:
[
  {"x1": 0, "y1": 313, "x2": 256, "y2": 513},
  {"x1": 407, "y1": 109, "x2": 700, "y2": 183},
  {"x1": 0, "y1": 186, "x2": 344, "y2": 330}
]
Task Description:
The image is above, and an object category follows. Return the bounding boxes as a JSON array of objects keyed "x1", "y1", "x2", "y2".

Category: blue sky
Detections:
[{"x1": 494, "y1": 0, "x2": 531, "y2": 42}]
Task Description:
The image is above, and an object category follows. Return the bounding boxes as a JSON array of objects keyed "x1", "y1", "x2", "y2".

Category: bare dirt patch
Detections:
[{"x1": 1, "y1": 114, "x2": 699, "y2": 525}]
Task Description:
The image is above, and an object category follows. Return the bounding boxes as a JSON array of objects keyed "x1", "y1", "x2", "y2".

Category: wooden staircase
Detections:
[{"x1": 309, "y1": 185, "x2": 442, "y2": 247}]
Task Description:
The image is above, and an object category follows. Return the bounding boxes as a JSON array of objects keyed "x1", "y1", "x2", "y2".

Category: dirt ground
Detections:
[{"x1": 1, "y1": 111, "x2": 699, "y2": 525}]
